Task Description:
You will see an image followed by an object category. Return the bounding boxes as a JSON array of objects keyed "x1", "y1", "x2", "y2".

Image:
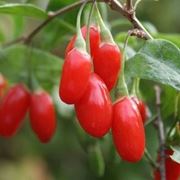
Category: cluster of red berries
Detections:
[
  {"x1": 0, "y1": 74, "x2": 56, "y2": 143},
  {"x1": 59, "y1": 25, "x2": 147, "y2": 162}
]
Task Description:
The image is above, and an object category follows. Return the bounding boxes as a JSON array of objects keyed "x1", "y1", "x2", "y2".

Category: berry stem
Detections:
[
  {"x1": 126, "y1": 0, "x2": 133, "y2": 10},
  {"x1": 134, "y1": 0, "x2": 142, "y2": 10},
  {"x1": 166, "y1": 92, "x2": 180, "y2": 139},
  {"x1": 95, "y1": 2, "x2": 115, "y2": 44},
  {"x1": 135, "y1": 78, "x2": 140, "y2": 97},
  {"x1": 75, "y1": 2, "x2": 87, "y2": 52},
  {"x1": 86, "y1": 1, "x2": 96, "y2": 54},
  {"x1": 144, "y1": 148, "x2": 158, "y2": 169},
  {"x1": 26, "y1": 46, "x2": 33, "y2": 91},
  {"x1": 115, "y1": 34, "x2": 129, "y2": 98},
  {"x1": 174, "y1": 92, "x2": 180, "y2": 119},
  {"x1": 131, "y1": 77, "x2": 140, "y2": 97}
]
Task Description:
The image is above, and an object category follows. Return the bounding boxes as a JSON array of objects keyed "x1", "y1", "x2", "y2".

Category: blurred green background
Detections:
[{"x1": 0, "y1": 0, "x2": 179, "y2": 180}]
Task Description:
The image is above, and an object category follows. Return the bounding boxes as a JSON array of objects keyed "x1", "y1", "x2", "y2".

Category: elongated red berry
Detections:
[
  {"x1": 29, "y1": 90, "x2": 56, "y2": 143},
  {"x1": 131, "y1": 96, "x2": 147, "y2": 124},
  {"x1": 65, "y1": 25, "x2": 100, "y2": 57},
  {"x1": 93, "y1": 43, "x2": 121, "y2": 91},
  {"x1": 154, "y1": 150, "x2": 180, "y2": 180},
  {"x1": 0, "y1": 74, "x2": 7, "y2": 98},
  {"x1": 75, "y1": 73, "x2": 112, "y2": 138},
  {"x1": 60, "y1": 48, "x2": 92, "y2": 104},
  {"x1": 112, "y1": 96, "x2": 145, "y2": 162},
  {"x1": 0, "y1": 84, "x2": 30, "y2": 137}
]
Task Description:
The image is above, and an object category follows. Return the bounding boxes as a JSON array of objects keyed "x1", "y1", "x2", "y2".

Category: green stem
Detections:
[
  {"x1": 131, "y1": 77, "x2": 140, "y2": 97},
  {"x1": 131, "y1": 79, "x2": 137, "y2": 95},
  {"x1": 95, "y1": 2, "x2": 114, "y2": 44},
  {"x1": 134, "y1": 17, "x2": 153, "y2": 40},
  {"x1": 174, "y1": 92, "x2": 180, "y2": 119},
  {"x1": 115, "y1": 34, "x2": 129, "y2": 98},
  {"x1": 135, "y1": 77, "x2": 140, "y2": 97},
  {"x1": 86, "y1": 1, "x2": 96, "y2": 54},
  {"x1": 134, "y1": 0, "x2": 142, "y2": 10},
  {"x1": 144, "y1": 148, "x2": 158, "y2": 169},
  {"x1": 26, "y1": 46, "x2": 33, "y2": 91},
  {"x1": 144, "y1": 114, "x2": 157, "y2": 127},
  {"x1": 166, "y1": 92, "x2": 180, "y2": 139},
  {"x1": 75, "y1": 2, "x2": 87, "y2": 52}
]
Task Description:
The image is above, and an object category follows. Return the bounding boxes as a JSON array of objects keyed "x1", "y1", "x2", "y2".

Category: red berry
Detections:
[
  {"x1": 93, "y1": 43, "x2": 121, "y2": 91},
  {"x1": 59, "y1": 48, "x2": 92, "y2": 104},
  {"x1": 29, "y1": 90, "x2": 56, "y2": 143},
  {"x1": 0, "y1": 84, "x2": 30, "y2": 137},
  {"x1": 0, "y1": 74, "x2": 7, "y2": 98},
  {"x1": 112, "y1": 96, "x2": 145, "y2": 162},
  {"x1": 65, "y1": 25, "x2": 100, "y2": 58},
  {"x1": 131, "y1": 96, "x2": 147, "y2": 124},
  {"x1": 75, "y1": 73, "x2": 112, "y2": 138},
  {"x1": 154, "y1": 150, "x2": 180, "y2": 180}
]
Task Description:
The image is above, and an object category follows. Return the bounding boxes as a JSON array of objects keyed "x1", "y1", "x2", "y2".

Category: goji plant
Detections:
[{"x1": 0, "y1": 0, "x2": 179, "y2": 180}]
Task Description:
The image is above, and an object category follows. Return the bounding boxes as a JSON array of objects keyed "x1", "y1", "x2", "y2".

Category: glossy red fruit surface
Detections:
[
  {"x1": 93, "y1": 43, "x2": 121, "y2": 91},
  {"x1": 112, "y1": 96, "x2": 145, "y2": 162},
  {"x1": 154, "y1": 150, "x2": 180, "y2": 180},
  {"x1": 0, "y1": 74, "x2": 7, "y2": 98},
  {"x1": 131, "y1": 96, "x2": 147, "y2": 124},
  {"x1": 75, "y1": 73, "x2": 112, "y2": 138},
  {"x1": 60, "y1": 48, "x2": 92, "y2": 104},
  {"x1": 65, "y1": 25, "x2": 100, "y2": 57},
  {"x1": 29, "y1": 91, "x2": 56, "y2": 143},
  {"x1": 0, "y1": 84, "x2": 30, "y2": 137}
]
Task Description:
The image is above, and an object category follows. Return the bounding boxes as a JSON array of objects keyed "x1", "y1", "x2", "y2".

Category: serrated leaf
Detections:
[
  {"x1": 170, "y1": 146, "x2": 180, "y2": 163},
  {"x1": 125, "y1": 39, "x2": 180, "y2": 91},
  {"x1": 0, "y1": 3, "x2": 47, "y2": 18},
  {"x1": 0, "y1": 45, "x2": 63, "y2": 90}
]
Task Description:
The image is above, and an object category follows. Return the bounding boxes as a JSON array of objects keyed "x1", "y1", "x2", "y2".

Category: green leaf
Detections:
[
  {"x1": 125, "y1": 39, "x2": 180, "y2": 91},
  {"x1": 0, "y1": 44, "x2": 62, "y2": 90},
  {"x1": 12, "y1": 15, "x2": 24, "y2": 38},
  {"x1": 25, "y1": 0, "x2": 50, "y2": 10},
  {"x1": 0, "y1": 28, "x2": 5, "y2": 42},
  {"x1": 0, "y1": 3, "x2": 47, "y2": 18},
  {"x1": 170, "y1": 146, "x2": 180, "y2": 163},
  {"x1": 156, "y1": 33, "x2": 180, "y2": 48}
]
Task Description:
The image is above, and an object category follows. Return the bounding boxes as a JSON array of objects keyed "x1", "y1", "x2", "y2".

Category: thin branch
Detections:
[
  {"x1": 3, "y1": 0, "x2": 153, "y2": 47},
  {"x1": 104, "y1": 0, "x2": 153, "y2": 39},
  {"x1": 24, "y1": 0, "x2": 92, "y2": 44},
  {"x1": 154, "y1": 85, "x2": 166, "y2": 180},
  {"x1": 3, "y1": 36, "x2": 26, "y2": 47}
]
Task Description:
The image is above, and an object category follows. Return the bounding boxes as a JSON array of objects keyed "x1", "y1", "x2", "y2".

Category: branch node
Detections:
[
  {"x1": 48, "y1": 11, "x2": 55, "y2": 17},
  {"x1": 128, "y1": 28, "x2": 148, "y2": 40}
]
